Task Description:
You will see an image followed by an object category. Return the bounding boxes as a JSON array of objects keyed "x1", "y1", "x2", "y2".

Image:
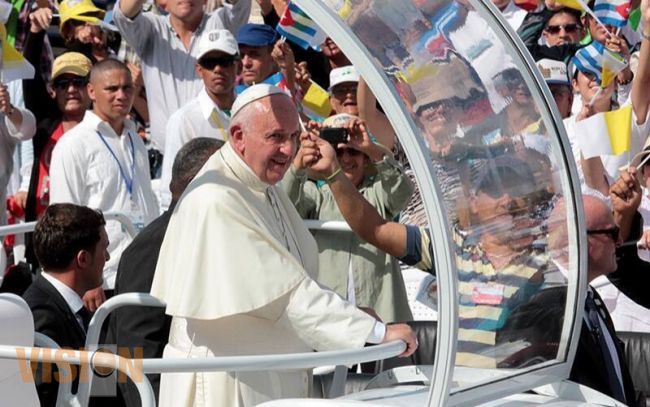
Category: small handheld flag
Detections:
[
  {"x1": 276, "y1": 2, "x2": 327, "y2": 51},
  {"x1": 572, "y1": 41, "x2": 627, "y2": 88},
  {"x1": 594, "y1": 0, "x2": 632, "y2": 28},
  {"x1": 574, "y1": 105, "x2": 632, "y2": 159}
]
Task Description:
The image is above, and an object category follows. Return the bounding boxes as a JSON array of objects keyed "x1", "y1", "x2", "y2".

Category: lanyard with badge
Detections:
[{"x1": 96, "y1": 131, "x2": 145, "y2": 231}]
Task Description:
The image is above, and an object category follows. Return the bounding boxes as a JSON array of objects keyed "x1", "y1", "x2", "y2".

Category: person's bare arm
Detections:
[
  {"x1": 357, "y1": 77, "x2": 396, "y2": 150},
  {"x1": 632, "y1": 0, "x2": 650, "y2": 123},
  {"x1": 610, "y1": 167, "x2": 642, "y2": 242},
  {"x1": 119, "y1": 0, "x2": 146, "y2": 19},
  {"x1": 304, "y1": 133, "x2": 408, "y2": 257}
]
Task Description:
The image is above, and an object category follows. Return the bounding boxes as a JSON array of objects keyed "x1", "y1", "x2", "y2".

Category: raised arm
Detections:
[
  {"x1": 357, "y1": 77, "x2": 396, "y2": 150},
  {"x1": 118, "y1": 0, "x2": 146, "y2": 19},
  {"x1": 304, "y1": 133, "x2": 408, "y2": 258},
  {"x1": 632, "y1": 0, "x2": 650, "y2": 123}
]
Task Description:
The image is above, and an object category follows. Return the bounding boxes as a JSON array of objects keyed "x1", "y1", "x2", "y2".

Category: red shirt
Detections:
[{"x1": 34, "y1": 122, "x2": 64, "y2": 216}]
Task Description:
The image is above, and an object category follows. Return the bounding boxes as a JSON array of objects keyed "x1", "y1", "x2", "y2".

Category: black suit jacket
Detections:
[
  {"x1": 571, "y1": 289, "x2": 638, "y2": 405},
  {"x1": 23, "y1": 275, "x2": 86, "y2": 407},
  {"x1": 499, "y1": 286, "x2": 639, "y2": 405},
  {"x1": 106, "y1": 208, "x2": 173, "y2": 407}
]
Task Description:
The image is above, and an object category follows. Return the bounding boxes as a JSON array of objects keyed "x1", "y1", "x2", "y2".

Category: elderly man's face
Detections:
[
  {"x1": 586, "y1": 200, "x2": 619, "y2": 278},
  {"x1": 240, "y1": 45, "x2": 276, "y2": 86},
  {"x1": 234, "y1": 95, "x2": 300, "y2": 184},
  {"x1": 329, "y1": 81, "x2": 359, "y2": 116},
  {"x1": 53, "y1": 73, "x2": 91, "y2": 116}
]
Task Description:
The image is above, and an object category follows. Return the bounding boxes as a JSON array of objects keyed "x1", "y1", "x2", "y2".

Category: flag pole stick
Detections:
[
  {"x1": 636, "y1": 153, "x2": 650, "y2": 170},
  {"x1": 588, "y1": 87, "x2": 603, "y2": 106}
]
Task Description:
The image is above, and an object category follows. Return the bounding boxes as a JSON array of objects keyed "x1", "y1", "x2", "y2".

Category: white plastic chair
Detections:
[{"x1": 0, "y1": 293, "x2": 40, "y2": 407}]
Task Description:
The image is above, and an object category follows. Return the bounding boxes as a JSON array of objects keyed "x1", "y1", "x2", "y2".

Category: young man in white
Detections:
[
  {"x1": 49, "y1": 59, "x2": 159, "y2": 310},
  {"x1": 159, "y1": 29, "x2": 240, "y2": 209}
]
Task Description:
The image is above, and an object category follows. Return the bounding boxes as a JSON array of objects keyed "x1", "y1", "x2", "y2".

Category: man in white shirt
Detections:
[
  {"x1": 159, "y1": 29, "x2": 239, "y2": 209},
  {"x1": 151, "y1": 84, "x2": 417, "y2": 406},
  {"x1": 49, "y1": 60, "x2": 159, "y2": 310},
  {"x1": 112, "y1": 0, "x2": 250, "y2": 155},
  {"x1": 22, "y1": 203, "x2": 109, "y2": 406},
  {"x1": 0, "y1": 81, "x2": 36, "y2": 225}
]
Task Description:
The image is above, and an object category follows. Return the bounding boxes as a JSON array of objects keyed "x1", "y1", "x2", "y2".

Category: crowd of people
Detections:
[{"x1": 1, "y1": 0, "x2": 650, "y2": 405}]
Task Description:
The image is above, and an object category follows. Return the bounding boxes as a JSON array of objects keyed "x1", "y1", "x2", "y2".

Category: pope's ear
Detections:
[{"x1": 230, "y1": 124, "x2": 245, "y2": 153}]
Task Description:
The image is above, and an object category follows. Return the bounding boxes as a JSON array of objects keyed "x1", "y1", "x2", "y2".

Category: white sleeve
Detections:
[
  {"x1": 285, "y1": 278, "x2": 378, "y2": 351},
  {"x1": 211, "y1": 0, "x2": 251, "y2": 34},
  {"x1": 112, "y1": 3, "x2": 157, "y2": 55},
  {"x1": 4, "y1": 107, "x2": 36, "y2": 141},
  {"x1": 160, "y1": 112, "x2": 188, "y2": 208},
  {"x1": 49, "y1": 137, "x2": 86, "y2": 204}
]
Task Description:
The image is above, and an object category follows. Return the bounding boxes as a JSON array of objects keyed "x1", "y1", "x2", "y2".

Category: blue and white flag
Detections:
[
  {"x1": 572, "y1": 41, "x2": 606, "y2": 83},
  {"x1": 594, "y1": 0, "x2": 631, "y2": 27},
  {"x1": 276, "y1": 2, "x2": 327, "y2": 51}
]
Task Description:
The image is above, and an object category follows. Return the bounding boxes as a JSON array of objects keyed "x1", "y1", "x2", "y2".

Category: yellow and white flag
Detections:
[
  {"x1": 601, "y1": 47, "x2": 628, "y2": 88},
  {"x1": 0, "y1": 2, "x2": 34, "y2": 83},
  {"x1": 575, "y1": 105, "x2": 632, "y2": 159}
]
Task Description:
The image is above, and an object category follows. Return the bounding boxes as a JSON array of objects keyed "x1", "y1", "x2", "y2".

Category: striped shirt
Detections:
[{"x1": 400, "y1": 225, "x2": 548, "y2": 368}]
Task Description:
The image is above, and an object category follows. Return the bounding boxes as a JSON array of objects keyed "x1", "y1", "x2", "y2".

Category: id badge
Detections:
[
  {"x1": 472, "y1": 283, "x2": 505, "y2": 305},
  {"x1": 129, "y1": 198, "x2": 145, "y2": 232}
]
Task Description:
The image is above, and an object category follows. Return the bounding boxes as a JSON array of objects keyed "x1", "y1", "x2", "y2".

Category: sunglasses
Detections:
[
  {"x1": 53, "y1": 77, "x2": 88, "y2": 90},
  {"x1": 198, "y1": 56, "x2": 238, "y2": 70},
  {"x1": 331, "y1": 84, "x2": 358, "y2": 97},
  {"x1": 544, "y1": 23, "x2": 581, "y2": 34},
  {"x1": 587, "y1": 226, "x2": 619, "y2": 242}
]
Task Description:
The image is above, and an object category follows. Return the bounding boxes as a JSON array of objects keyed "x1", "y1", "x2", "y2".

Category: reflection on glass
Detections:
[{"x1": 325, "y1": 0, "x2": 575, "y2": 391}]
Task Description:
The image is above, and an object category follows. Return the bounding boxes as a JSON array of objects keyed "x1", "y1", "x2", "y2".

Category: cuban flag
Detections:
[
  {"x1": 594, "y1": 0, "x2": 631, "y2": 27},
  {"x1": 276, "y1": 2, "x2": 327, "y2": 51},
  {"x1": 572, "y1": 41, "x2": 627, "y2": 87}
]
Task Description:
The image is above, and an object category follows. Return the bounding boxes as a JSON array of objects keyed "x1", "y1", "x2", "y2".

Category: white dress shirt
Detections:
[
  {"x1": 41, "y1": 272, "x2": 86, "y2": 331},
  {"x1": 0, "y1": 107, "x2": 36, "y2": 225},
  {"x1": 159, "y1": 88, "x2": 230, "y2": 210},
  {"x1": 49, "y1": 111, "x2": 159, "y2": 289}
]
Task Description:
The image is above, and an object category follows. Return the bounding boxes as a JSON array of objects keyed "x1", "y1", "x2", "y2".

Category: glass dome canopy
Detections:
[{"x1": 295, "y1": 0, "x2": 587, "y2": 406}]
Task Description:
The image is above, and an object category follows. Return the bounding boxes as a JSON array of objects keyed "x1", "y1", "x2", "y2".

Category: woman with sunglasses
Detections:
[
  {"x1": 283, "y1": 114, "x2": 415, "y2": 323},
  {"x1": 19, "y1": 12, "x2": 94, "y2": 267}
]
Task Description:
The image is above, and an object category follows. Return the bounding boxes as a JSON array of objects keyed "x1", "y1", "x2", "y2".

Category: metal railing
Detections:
[{"x1": 76, "y1": 293, "x2": 405, "y2": 406}]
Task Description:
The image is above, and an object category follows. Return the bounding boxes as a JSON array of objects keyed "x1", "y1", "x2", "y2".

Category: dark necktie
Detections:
[
  {"x1": 76, "y1": 307, "x2": 92, "y2": 333},
  {"x1": 584, "y1": 291, "x2": 626, "y2": 403}
]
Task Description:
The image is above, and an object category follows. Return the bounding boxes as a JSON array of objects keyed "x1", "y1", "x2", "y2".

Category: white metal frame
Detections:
[
  {"x1": 291, "y1": 1, "x2": 587, "y2": 406},
  {"x1": 0, "y1": 212, "x2": 138, "y2": 239},
  {"x1": 75, "y1": 293, "x2": 406, "y2": 406},
  {"x1": 294, "y1": 2, "x2": 460, "y2": 406}
]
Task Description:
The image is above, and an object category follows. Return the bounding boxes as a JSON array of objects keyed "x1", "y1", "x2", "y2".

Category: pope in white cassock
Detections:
[{"x1": 150, "y1": 84, "x2": 417, "y2": 406}]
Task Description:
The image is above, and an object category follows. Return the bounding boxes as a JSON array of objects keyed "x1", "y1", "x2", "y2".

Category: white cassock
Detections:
[{"x1": 150, "y1": 142, "x2": 377, "y2": 407}]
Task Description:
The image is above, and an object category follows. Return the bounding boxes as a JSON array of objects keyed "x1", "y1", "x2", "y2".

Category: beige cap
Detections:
[{"x1": 51, "y1": 52, "x2": 92, "y2": 80}]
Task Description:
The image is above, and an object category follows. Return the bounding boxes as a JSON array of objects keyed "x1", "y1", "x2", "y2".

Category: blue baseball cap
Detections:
[{"x1": 236, "y1": 23, "x2": 279, "y2": 47}]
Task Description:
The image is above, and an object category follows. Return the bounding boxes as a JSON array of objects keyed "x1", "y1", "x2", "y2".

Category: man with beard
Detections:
[{"x1": 159, "y1": 29, "x2": 239, "y2": 209}]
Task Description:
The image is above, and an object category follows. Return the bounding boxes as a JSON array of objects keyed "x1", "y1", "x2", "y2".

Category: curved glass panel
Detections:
[{"x1": 314, "y1": 0, "x2": 581, "y2": 398}]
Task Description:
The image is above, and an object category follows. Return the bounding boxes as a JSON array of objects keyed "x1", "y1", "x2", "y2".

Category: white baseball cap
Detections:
[
  {"x1": 536, "y1": 58, "x2": 570, "y2": 86},
  {"x1": 329, "y1": 65, "x2": 359, "y2": 91},
  {"x1": 231, "y1": 84, "x2": 291, "y2": 118},
  {"x1": 197, "y1": 29, "x2": 239, "y2": 60}
]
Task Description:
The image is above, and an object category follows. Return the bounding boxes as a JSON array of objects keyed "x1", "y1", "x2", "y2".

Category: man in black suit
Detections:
[
  {"x1": 107, "y1": 137, "x2": 223, "y2": 406},
  {"x1": 500, "y1": 194, "x2": 640, "y2": 403},
  {"x1": 22, "y1": 204, "x2": 109, "y2": 406}
]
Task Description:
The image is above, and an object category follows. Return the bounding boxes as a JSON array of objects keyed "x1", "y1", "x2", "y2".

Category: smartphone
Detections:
[{"x1": 320, "y1": 127, "x2": 348, "y2": 145}]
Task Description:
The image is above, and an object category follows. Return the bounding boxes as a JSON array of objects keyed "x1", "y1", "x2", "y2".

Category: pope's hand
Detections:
[{"x1": 383, "y1": 323, "x2": 418, "y2": 357}]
